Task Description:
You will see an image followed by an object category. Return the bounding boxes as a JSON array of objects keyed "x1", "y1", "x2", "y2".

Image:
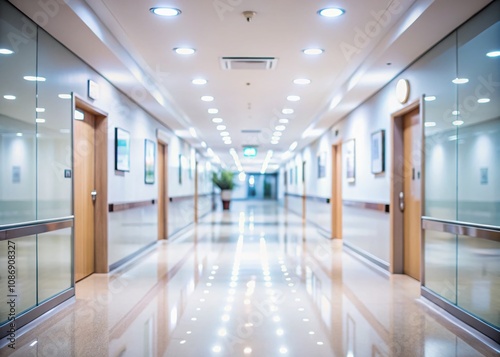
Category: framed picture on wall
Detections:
[
  {"x1": 317, "y1": 152, "x2": 326, "y2": 178},
  {"x1": 115, "y1": 127, "x2": 130, "y2": 172},
  {"x1": 371, "y1": 130, "x2": 385, "y2": 174},
  {"x1": 345, "y1": 139, "x2": 356, "y2": 183},
  {"x1": 144, "y1": 139, "x2": 155, "y2": 184},
  {"x1": 178, "y1": 154, "x2": 183, "y2": 185}
]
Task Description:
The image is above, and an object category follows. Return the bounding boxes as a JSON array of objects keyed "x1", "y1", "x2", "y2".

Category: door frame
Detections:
[
  {"x1": 157, "y1": 142, "x2": 167, "y2": 239},
  {"x1": 194, "y1": 160, "x2": 199, "y2": 223},
  {"x1": 73, "y1": 95, "x2": 109, "y2": 274},
  {"x1": 302, "y1": 160, "x2": 306, "y2": 222},
  {"x1": 331, "y1": 144, "x2": 342, "y2": 239},
  {"x1": 157, "y1": 129, "x2": 170, "y2": 239},
  {"x1": 389, "y1": 98, "x2": 423, "y2": 275}
]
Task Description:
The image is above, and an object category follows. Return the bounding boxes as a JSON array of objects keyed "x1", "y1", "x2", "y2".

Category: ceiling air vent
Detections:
[
  {"x1": 220, "y1": 57, "x2": 278, "y2": 70},
  {"x1": 241, "y1": 129, "x2": 262, "y2": 134}
]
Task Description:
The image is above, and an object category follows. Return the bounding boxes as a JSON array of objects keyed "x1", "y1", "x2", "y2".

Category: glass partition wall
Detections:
[
  {"x1": 422, "y1": 1, "x2": 500, "y2": 343},
  {"x1": 0, "y1": 1, "x2": 74, "y2": 338}
]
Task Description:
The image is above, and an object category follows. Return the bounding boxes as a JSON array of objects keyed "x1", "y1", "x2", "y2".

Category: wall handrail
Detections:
[
  {"x1": 422, "y1": 216, "x2": 500, "y2": 242},
  {"x1": 108, "y1": 199, "x2": 156, "y2": 212},
  {"x1": 305, "y1": 195, "x2": 330, "y2": 203},
  {"x1": 284, "y1": 193, "x2": 304, "y2": 198},
  {"x1": 0, "y1": 216, "x2": 74, "y2": 241},
  {"x1": 343, "y1": 200, "x2": 390, "y2": 213},
  {"x1": 169, "y1": 195, "x2": 195, "y2": 202}
]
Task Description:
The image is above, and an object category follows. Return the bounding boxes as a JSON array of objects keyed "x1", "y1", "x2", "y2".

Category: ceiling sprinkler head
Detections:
[{"x1": 243, "y1": 11, "x2": 256, "y2": 22}]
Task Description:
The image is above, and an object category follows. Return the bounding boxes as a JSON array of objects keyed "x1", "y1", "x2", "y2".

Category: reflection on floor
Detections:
[{"x1": 1, "y1": 201, "x2": 498, "y2": 356}]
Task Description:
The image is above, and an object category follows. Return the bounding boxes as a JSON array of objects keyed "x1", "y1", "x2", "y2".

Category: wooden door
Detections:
[
  {"x1": 302, "y1": 161, "x2": 306, "y2": 221},
  {"x1": 158, "y1": 143, "x2": 166, "y2": 240},
  {"x1": 331, "y1": 144, "x2": 342, "y2": 239},
  {"x1": 194, "y1": 161, "x2": 199, "y2": 222},
  {"x1": 403, "y1": 108, "x2": 421, "y2": 280},
  {"x1": 74, "y1": 109, "x2": 95, "y2": 281}
]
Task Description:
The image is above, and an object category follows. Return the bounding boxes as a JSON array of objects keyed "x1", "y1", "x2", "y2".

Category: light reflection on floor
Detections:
[{"x1": 0, "y1": 200, "x2": 497, "y2": 356}]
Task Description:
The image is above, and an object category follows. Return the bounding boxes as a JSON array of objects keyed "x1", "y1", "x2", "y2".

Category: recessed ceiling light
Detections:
[
  {"x1": 212, "y1": 346, "x2": 222, "y2": 353},
  {"x1": 58, "y1": 93, "x2": 71, "y2": 99},
  {"x1": 212, "y1": 117, "x2": 223, "y2": 123},
  {"x1": 424, "y1": 122, "x2": 436, "y2": 127},
  {"x1": 302, "y1": 48, "x2": 324, "y2": 55},
  {"x1": 24, "y1": 75, "x2": 46, "y2": 82},
  {"x1": 273, "y1": 131, "x2": 283, "y2": 136},
  {"x1": 477, "y1": 98, "x2": 490, "y2": 103},
  {"x1": 287, "y1": 95, "x2": 300, "y2": 102},
  {"x1": 220, "y1": 131, "x2": 230, "y2": 136},
  {"x1": 271, "y1": 141, "x2": 279, "y2": 145},
  {"x1": 16, "y1": 133, "x2": 23, "y2": 137},
  {"x1": 424, "y1": 95, "x2": 436, "y2": 101},
  {"x1": 486, "y1": 50, "x2": 500, "y2": 58},
  {"x1": 208, "y1": 108, "x2": 219, "y2": 114},
  {"x1": 452, "y1": 120, "x2": 464, "y2": 126},
  {"x1": 282, "y1": 109, "x2": 294, "y2": 114},
  {"x1": 189, "y1": 127, "x2": 197, "y2": 137},
  {"x1": 224, "y1": 140, "x2": 232, "y2": 145},
  {"x1": 289, "y1": 141, "x2": 298, "y2": 151},
  {"x1": 36, "y1": 107, "x2": 45, "y2": 113},
  {"x1": 201, "y1": 141, "x2": 207, "y2": 148},
  {"x1": 452, "y1": 77, "x2": 468, "y2": 84},
  {"x1": 452, "y1": 110, "x2": 460, "y2": 115},
  {"x1": 293, "y1": 78, "x2": 311, "y2": 85},
  {"x1": 3, "y1": 95, "x2": 16, "y2": 100},
  {"x1": 36, "y1": 118, "x2": 46, "y2": 123},
  {"x1": 318, "y1": 8, "x2": 345, "y2": 17},
  {"x1": 279, "y1": 118, "x2": 289, "y2": 124},
  {"x1": 150, "y1": 7, "x2": 181, "y2": 16},
  {"x1": 275, "y1": 125, "x2": 286, "y2": 131},
  {"x1": 0, "y1": 48, "x2": 14, "y2": 55},
  {"x1": 173, "y1": 47, "x2": 195, "y2": 55},
  {"x1": 192, "y1": 78, "x2": 207, "y2": 85},
  {"x1": 216, "y1": 125, "x2": 226, "y2": 130},
  {"x1": 201, "y1": 95, "x2": 214, "y2": 102}
]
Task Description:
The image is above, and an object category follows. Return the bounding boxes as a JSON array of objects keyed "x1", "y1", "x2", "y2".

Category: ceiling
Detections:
[{"x1": 9, "y1": 0, "x2": 493, "y2": 172}]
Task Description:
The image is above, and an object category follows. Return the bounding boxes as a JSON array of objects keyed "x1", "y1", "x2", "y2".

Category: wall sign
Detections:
[
  {"x1": 480, "y1": 167, "x2": 488, "y2": 185},
  {"x1": 12, "y1": 166, "x2": 20, "y2": 183}
]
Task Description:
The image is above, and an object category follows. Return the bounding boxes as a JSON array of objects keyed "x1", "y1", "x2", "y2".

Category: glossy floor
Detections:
[{"x1": 1, "y1": 201, "x2": 498, "y2": 356}]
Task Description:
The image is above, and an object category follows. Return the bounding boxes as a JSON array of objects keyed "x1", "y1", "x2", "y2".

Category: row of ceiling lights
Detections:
[
  {"x1": 149, "y1": 5, "x2": 344, "y2": 158},
  {"x1": 150, "y1": 6, "x2": 344, "y2": 18},
  {"x1": 188, "y1": 76, "x2": 313, "y2": 149}
]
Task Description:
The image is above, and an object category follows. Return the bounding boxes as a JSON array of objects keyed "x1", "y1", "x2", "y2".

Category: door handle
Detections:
[
  {"x1": 91, "y1": 190, "x2": 97, "y2": 201},
  {"x1": 399, "y1": 192, "x2": 404, "y2": 212}
]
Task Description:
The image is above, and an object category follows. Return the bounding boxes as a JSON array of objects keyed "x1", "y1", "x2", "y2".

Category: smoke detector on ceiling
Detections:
[
  {"x1": 220, "y1": 57, "x2": 278, "y2": 70},
  {"x1": 242, "y1": 11, "x2": 256, "y2": 22}
]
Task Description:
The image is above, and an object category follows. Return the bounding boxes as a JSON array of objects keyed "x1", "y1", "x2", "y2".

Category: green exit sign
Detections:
[{"x1": 243, "y1": 147, "x2": 257, "y2": 157}]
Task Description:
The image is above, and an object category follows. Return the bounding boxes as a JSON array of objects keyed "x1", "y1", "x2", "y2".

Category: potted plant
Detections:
[{"x1": 212, "y1": 170, "x2": 235, "y2": 210}]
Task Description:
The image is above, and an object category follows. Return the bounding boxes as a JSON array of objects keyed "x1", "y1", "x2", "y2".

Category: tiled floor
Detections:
[{"x1": 1, "y1": 200, "x2": 498, "y2": 356}]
